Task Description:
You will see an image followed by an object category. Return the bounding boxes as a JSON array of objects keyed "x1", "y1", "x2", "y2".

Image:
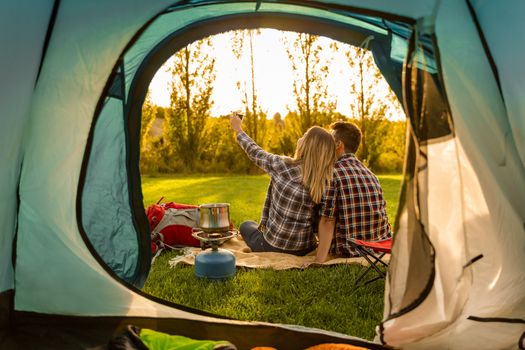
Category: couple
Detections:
[{"x1": 230, "y1": 114, "x2": 391, "y2": 263}]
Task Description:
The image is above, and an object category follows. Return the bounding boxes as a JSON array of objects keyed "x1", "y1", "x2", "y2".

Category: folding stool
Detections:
[{"x1": 351, "y1": 238, "x2": 392, "y2": 286}]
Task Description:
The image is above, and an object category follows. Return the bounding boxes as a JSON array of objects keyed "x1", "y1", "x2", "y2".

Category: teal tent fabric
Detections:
[
  {"x1": 82, "y1": 97, "x2": 139, "y2": 284},
  {"x1": 473, "y1": 0, "x2": 525, "y2": 182},
  {"x1": 0, "y1": 0, "x2": 55, "y2": 293}
]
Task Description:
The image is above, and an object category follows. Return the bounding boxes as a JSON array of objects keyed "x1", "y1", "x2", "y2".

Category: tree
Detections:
[
  {"x1": 140, "y1": 91, "x2": 157, "y2": 154},
  {"x1": 340, "y1": 40, "x2": 404, "y2": 169},
  {"x1": 164, "y1": 37, "x2": 216, "y2": 171},
  {"x1": 376, "y1": 120, "x2": 406, "y2": 172},
  {"x1": 282, "y1": 33, "x2": 337, "y2": 137},
  {"x1": 231, "y1": 29, "x2": 266, "y2": 145},
  {"x1": 139, "y1": 92, "x2": 165, "y2": 173},
  {"x1": 262, "y1": 112, "x2": 287, "y2": 155}
]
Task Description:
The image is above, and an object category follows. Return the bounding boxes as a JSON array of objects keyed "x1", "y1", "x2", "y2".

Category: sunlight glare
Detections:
[{"x1": 148, "y1": 29, "x2": 404, "y2": 121}]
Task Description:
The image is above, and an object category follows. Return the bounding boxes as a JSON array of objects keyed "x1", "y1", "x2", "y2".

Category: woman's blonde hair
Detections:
[{"x1": 292, "y1": 126, "x2": 336, "y2": 203}]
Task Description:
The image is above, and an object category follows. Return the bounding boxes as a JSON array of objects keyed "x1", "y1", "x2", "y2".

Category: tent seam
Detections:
[{"x1": 35, "y1": 0, "x2": 61, "y2": 86}]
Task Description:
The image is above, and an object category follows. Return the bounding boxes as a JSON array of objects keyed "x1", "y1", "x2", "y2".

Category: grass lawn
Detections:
[{"x1": 142, "y1": 173, "x2": 402, "y2": 340}]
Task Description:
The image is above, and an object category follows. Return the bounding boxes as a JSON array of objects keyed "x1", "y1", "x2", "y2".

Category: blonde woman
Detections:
[{"x1": 230, "y1": 113, "x2": 336, "y2": 256}]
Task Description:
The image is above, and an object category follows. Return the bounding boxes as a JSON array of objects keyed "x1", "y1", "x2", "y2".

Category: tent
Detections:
[{"x1": 1, "y1": 0, "x2": 524, "y2": 349}]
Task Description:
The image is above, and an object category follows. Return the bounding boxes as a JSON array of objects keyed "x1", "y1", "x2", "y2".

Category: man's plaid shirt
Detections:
[
  {"x1": 237, "y1": 131, "x2": 317, "y2": 251},
  {"x1": 321, "y1": 153, "x2": 392, "y2": 257}
]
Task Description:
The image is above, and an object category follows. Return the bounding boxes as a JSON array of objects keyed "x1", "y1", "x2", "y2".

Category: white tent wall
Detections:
[
  {"x1": 387, "y1": 137, "x2": 524, "y2": 350},
  {"x1": 401, "y1": 138, "x2": 525, "y2": 350},
  {"x1": 0, "y1": 1, "x2": 55, "y2": 293},
  {"x1": 382, "y1": 0, "x2": 525, "y2": 348},
  {"x1": 382, "y1": 139, "x2": 470, "y2": 346}
]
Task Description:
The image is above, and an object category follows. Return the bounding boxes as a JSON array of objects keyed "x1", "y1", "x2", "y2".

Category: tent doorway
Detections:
[
  {"x1": 81, "y1": 8, "x2": 413, "y2": 340},
  {"x1": 137, "y1": 29, "x2": 406, "y2": 340}
]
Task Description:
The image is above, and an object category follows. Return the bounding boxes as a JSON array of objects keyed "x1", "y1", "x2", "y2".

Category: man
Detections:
[{"x1": 316, "y1": 121, "x2": 392, "y2": 263}]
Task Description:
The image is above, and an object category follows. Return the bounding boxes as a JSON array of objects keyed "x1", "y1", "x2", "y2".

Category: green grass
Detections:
[
  {"x1": 141, "y1": 174, "x2": 401, "y2": 226},
  {"x1": 142, "y1": 174, "x2": 270, "y2": 226},
  {"x1": 377, "y1": 174, "x2": 403, "y2": 223},
  {"x1": 142, "y1": 173, "x2": 402, "y2": 340}
]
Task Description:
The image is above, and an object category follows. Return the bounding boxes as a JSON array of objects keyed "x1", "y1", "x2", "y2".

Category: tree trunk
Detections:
[{"x1": 359, "y1": 52, "x2": 367, "y2": 161}]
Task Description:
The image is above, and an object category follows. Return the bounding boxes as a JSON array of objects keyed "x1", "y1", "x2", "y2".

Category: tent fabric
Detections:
[
  {"x1": 382, "y1": 0, "x2": 525, "y2": 348},
  {"x1": 473, "y1": 1, "x2": 525, "y2": 170},
  {"x1": 15, "y1": 0, "x2": 177, "y2": 314},
  {"x1": 2, "y1": 0, "x2": 525, "y2": 349},
  {"x1": 0, "y1": 0, "x2": 55, "y2": 294},
  {"x1": 82, "y1": 97, "x2": 140, "y2": 284}
]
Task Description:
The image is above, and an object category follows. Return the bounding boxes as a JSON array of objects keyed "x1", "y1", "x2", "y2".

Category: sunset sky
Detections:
[{"x1": 148, "y1": 29, "x2": 404, "y2": 120}]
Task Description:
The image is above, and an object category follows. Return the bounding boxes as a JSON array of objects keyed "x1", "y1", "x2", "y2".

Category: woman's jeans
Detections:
[{"x1": 239, "y1": 220, "x2": 315, "y2": 256}]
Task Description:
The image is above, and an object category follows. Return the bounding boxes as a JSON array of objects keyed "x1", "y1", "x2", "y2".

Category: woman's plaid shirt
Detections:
[
  {"x1": 237, "y1": 131, "x2": 317, "y2": 251},
  {"x1": 320, "y1": 153, "x2": 392, "y2": 257}
]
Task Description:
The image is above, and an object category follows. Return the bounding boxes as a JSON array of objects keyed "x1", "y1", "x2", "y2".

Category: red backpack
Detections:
[{"x1": 145, "y1": 201, "x2": 200, "y2": 253}]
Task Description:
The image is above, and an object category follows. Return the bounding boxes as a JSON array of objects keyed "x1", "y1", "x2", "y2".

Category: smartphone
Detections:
[{"x1": 233, "y1": 110, "x2": 244, "y2": 120}]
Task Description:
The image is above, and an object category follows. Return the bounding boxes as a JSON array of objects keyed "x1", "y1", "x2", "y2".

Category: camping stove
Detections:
[{"x1": 191, "y1": 230, "x2": 237, "y2": 279}]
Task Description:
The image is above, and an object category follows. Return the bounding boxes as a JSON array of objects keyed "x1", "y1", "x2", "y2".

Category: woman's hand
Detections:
[{"x1": 230, "y1": 112, "x2": 243, "y2": 134}]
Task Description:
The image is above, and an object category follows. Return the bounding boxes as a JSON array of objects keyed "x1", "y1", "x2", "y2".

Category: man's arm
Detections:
[{"x1": 316, "y1": 216, "x2": 335, "y2": 263}]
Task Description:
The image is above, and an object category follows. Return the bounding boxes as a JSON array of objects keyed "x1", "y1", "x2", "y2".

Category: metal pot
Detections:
[{"x1": 198, "y1": 203, "x2": 230, "y2": 233}]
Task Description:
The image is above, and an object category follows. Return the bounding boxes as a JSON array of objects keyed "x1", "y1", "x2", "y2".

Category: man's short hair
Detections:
[{"x1": 330, "y1": 121, "x2": 362, "y2": 154}]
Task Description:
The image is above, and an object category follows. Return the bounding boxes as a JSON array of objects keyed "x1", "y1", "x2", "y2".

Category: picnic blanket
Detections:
[{"x1": 168, "y1": 235, "x2": 379, "y2": 270}]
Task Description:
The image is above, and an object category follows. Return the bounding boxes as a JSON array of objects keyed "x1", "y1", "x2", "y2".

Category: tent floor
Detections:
[
  {"x1": 1, "y1": 311, "x2": 387, "y2": 350},
  {"x1": 1, "y1": 325, "x2": 110, "y2": 350}
]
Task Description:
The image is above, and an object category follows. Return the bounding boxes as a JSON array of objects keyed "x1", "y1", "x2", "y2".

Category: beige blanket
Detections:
[{"x1": 168, "y1": 236, "x2": 373, "y2": 270}]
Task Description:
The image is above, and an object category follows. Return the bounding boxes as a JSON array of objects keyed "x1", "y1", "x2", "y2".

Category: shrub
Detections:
[{"x1": 375, "y1": 152, "x2": 403, "y2": 173}]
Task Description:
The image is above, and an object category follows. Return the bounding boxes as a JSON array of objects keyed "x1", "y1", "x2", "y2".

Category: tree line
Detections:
[{"x1": 140, "y1": 30, "x2": 406, "y2": 175}]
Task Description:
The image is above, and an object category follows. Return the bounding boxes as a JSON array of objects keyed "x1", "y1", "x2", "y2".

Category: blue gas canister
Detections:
[
  {"x1": 194, "y1": 248, "x2": 236, "y2": 279},
  {"x1": 192, "y1": 231, "x2": 237, "y2": 280}
]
